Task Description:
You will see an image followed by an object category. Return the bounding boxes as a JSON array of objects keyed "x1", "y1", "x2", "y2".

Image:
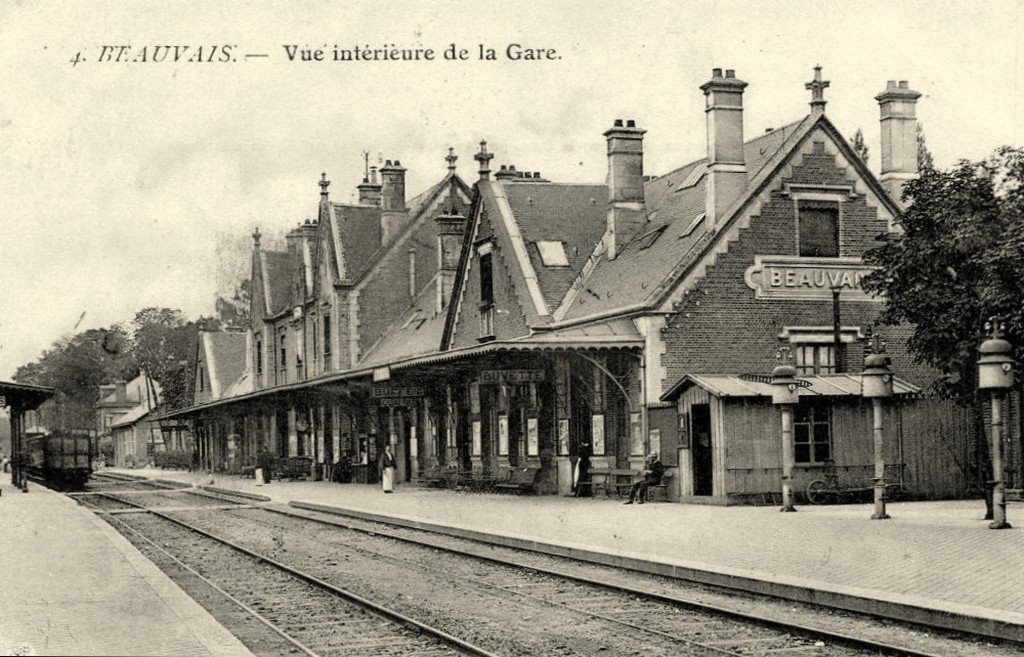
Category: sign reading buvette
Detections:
[{"x1": 744, "y1": 256, "x2": 876, "y2": 301}]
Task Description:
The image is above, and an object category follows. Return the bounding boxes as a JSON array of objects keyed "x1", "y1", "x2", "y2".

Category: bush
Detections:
[{"x1": 154, "y1": 449, "x2": 192, "y2": 470}]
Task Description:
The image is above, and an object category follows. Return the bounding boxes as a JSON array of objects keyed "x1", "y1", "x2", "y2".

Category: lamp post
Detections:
[
  {"x1": 772, "y1": 353, "x2": 801, "y2": 512},
  {"x1": 978, "y1": 318, "x2": 1014, "y2": 530},
  {"x1": 862, "y1": 332, "x2": 893, "y2": 519}
]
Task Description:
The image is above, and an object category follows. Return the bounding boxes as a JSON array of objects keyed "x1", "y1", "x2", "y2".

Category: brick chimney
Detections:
[
  {"x1": 434, "y1": 203, "x2": 466, "y2": 314},
  {"x1": 379, "y1": 159, "x2": 408, "y2": 244},
  {"x1": 602, "y1": 118, "x2": 647, "y2": 260},
  {"x1": 358, "y1": 166, "x2": 382, "y2": 206},
  {"x1": 876, "y1": 80, "x2": 921, "y2": 206},
  {"x1": 700, "y1": 68, "x2": 748, "y2": 224}
]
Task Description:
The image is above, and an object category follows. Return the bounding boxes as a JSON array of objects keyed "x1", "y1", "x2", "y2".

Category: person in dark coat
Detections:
[
  {"x1": 380, "y1": 444, "x2": 397, "y2": 493},
  {"x1": 624, "y1": 453, "x2": 664, "y2": 504}
]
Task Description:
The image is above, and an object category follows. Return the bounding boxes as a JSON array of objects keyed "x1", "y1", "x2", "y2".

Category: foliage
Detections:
[
  {"x1": 850, "y1": 128, "x2": 869, "y2": 164},
  {"x1": 215, "y1": 279, "x2": 252, "y2": 331},
  {"x1": 917, "y1": 123, "x2": 935, "y2": 171},
  {"x1": 154, "y1": 449, "x2": 193, "y2": 469},
  {"x1": 13, "y1": 326, "x2": 137, "y2": 432},
  {"x1": 861, "y1": 146, "x2": 1024, "y2": 401},
  {"x1": 131, "y1": 308, "x2": 221, "y2": 412}
]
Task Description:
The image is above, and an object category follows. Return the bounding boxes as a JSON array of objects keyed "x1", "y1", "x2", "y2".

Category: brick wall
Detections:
[{"x1": 661, "y1": 139, "x2": 940, "y2": 389}]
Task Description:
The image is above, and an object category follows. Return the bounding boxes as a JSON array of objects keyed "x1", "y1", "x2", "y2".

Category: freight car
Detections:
[{"x1": 25, "y1": 432, "x2": 93, "y2": 490}]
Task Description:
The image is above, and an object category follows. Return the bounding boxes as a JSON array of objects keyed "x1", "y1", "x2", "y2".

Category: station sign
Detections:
[
  {"x1": 744, "y1": 255, "x2": 876, "y2": 301},
  {"x1": 480, "y1": 369, "x2": 546, "y2": 384},
  {"x1": 371, "y1": 383, "x2": 426, "y2": 399}
]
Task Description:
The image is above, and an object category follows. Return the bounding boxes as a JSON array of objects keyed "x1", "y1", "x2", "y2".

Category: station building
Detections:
[{"x1": 168, "y1": 67, "x2": 985, "y2": 503}]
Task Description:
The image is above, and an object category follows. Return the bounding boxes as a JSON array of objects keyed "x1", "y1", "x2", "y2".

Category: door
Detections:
[{"x1": 691, "y1": 403, "x2": 713, "y2": 496}]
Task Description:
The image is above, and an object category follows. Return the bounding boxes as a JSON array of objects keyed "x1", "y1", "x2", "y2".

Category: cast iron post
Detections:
[{"x1": 978, "y1": 318, "x2": 1014, "y2": 530}]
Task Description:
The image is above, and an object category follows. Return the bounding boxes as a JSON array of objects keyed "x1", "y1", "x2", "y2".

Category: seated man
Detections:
[{"x1": 623, "y1": 453, "x2": 664, "y2": 505}]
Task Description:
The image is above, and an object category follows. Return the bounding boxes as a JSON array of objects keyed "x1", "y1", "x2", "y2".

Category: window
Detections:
[
  {"x1": 794, "y1": 403, "x2": 832, "y2": 463},
  {"x1": 535, "y1": 240, "x2": 569, "y2": 266},
  {"x1": 798, "y1": 200, "x2": 839, "y2": 257},
  {"x1": 479, "y1": 253, "x2": 494, "y2": 305},
  {"x1": 198, "y1": 366, "x2": 205, "y2": 392},
  {"x1": 795, "y1": 345, "x2": 836, "y2": 375},
  {"x1": 322, "y1": 314, "x2": 332, "y2": 366},
  {"x1": 255, "y1": 337, "x2": 263, "y2": 376},
  {"x1": 279, "y1": 333, "x2": 287, "y2": 368},
  {"x1": 479, "y1": 252, "x2": 495, "y2": 338},
  {"x1": 295, "y1": 323, "x2": 304, "y2": 372}
]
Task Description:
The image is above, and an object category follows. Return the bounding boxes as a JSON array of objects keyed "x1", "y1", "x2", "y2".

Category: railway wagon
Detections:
[{"x1": 26, "y1": 432, "x2": 93, "y2": 490}]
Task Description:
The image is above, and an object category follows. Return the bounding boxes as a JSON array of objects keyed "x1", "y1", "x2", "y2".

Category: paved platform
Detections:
[
  {"x1": 114, "y1": 466, "x2": 1024, "y2": 641},
  {"x1": 0, "y1": 473, "x2": 253, "y2": 656}
]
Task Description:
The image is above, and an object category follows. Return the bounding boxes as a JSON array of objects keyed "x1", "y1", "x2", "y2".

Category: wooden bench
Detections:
[
  {"x1": 495, "y1": 466, "x2": 542, "y2": 494},
  {"x1": 280, "y1": 456, "x2": 313, "y2": 481},
  {"x1": 420, "y1": 465, "x2": 446, "y2": 488},
  {"x1": 645, "y1": 469, "x2": 675, "y2": 502},
  {"x1": 575, "y1": 467, "x2": 611, "y2": 497},
  {"x1": 605, "y1": 468, "x2": 641, "y2": 498}
]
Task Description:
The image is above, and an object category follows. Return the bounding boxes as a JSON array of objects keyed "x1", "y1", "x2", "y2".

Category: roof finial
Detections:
[
  {"x1": 252, "y1": 226, "x2": 262, "y2": 250},
  {"x1": 474, "y1": 140, "x2": 494, "y2": 180},
  {"x1": 319, "y1": 172, "x2": 330, "y2": 197},
  {"x1": 445, "y1": 146, "x2": 458, "y2": 174},
  {"x1": 805, "y1": 64, "x2": 830, "y2": 115},
  {"x1": 986, "y1": 316, "x2": 1006, "y2": 340}
]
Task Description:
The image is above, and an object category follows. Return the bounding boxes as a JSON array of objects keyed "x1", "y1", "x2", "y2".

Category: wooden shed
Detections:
[{"x1": 661, "y1": 373, "x2": 934, "y2": 505}]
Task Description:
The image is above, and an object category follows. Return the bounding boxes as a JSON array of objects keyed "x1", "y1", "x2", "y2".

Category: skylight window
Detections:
[
  {"x1": 637, "y1": 225, "x2": 667, "y2": 251},
  {"x1": 679, "y1": 213, "x2": 706, "y2": 238},
  {"x1": 536, "y1": 241, "x2": 570, "y2": 267},
  {"x1": 675, "y1": 163, "x2": 708, "y2": 191}
]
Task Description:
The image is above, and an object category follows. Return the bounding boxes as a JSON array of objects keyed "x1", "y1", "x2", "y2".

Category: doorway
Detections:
[{"x1": 691, "y1": 403, "x2": 713, "y2": 496}]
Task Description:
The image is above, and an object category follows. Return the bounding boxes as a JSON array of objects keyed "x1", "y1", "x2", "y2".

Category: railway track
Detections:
[
  {"x1": 80, "y1": 485, "x2": 996, "y2": 657},
  {"x1": 77, "y1": 491, "x2": 496, "y2": 657}
]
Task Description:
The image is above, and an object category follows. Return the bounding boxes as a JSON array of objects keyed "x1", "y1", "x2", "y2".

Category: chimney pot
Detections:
[
  {"x1": 712, "y1": 67, "x2": 723, "y2": 77},
  {"x1": 725, "y1": 69, "x2": 735, "y2": 78},
  {"x1": 898, "y1": 80, "x2": 908, "y2": 89},
  {"x1": 534, "y1": 172, "x2": 540, "y2": 178},
  {"x1": 887, "y1": 80, "x2": 897, "y2": 89},
  {"x1": 394, "y1": 160, "x2": 401, "y2": 166},
  {"x1": 626, "y1": 119, "x2": 636, "y2": 127},
  {"x1": 614, "y1": 119, "x2": 624, "y2": 127},
  {"x1": 509, "y1": 165, "x2": 516, "y2": 172}
]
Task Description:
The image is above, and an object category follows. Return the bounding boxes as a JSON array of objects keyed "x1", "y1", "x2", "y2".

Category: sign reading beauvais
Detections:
[{"x1": 745, "y1": 256, "x2": 875, "y2": 301}]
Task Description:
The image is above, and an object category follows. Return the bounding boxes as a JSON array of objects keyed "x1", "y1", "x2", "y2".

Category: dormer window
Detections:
[{"x1": 798, "y1": 200, "x2": 839, "y2": 257}]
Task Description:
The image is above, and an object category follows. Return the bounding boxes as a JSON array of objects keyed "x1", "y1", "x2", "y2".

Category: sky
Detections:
[{"x1": 1, "y1": 0, "x2": 1021, "y2": 378}]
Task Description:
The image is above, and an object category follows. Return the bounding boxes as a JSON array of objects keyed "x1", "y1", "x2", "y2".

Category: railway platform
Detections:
[
  {"x1": 107, "y1": 465, "x2": 1024, "y2": 641},
  {"x1": 0, "y1": 473, "x2": 253, "y2": 657}
]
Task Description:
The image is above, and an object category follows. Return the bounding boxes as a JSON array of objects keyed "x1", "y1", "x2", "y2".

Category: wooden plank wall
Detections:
[{"x1": 899, "y1": 397, "x2": 974, "y2": 500}]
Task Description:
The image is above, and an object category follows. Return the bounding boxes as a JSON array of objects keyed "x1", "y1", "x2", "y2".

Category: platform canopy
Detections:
[
  {"x1": 660, "y1": 373, "x2": 920, "y2": 402},
  {"x1": 0, "y1": 380, "x2": 54, "y2": 411}
]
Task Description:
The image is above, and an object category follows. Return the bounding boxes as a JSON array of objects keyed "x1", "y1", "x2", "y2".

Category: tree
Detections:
[
  {"x1": 13, "y1": 325, "x2": 137, "y2": 432},
  {"x1": 131, "y1": 308, "x2": 216, "y2": 411},
  {"x1": 215, "y1": 279, "x2": 251, "y2": 331},
  {"x1": 850, "y1": 128, "x2": 869, "y2": 164},
  {"x1": 917, "y1": 123, "x2": 935, "y2": 171},
  {"x1": 862, "y1": 146, "x2": 1024, "y2": 514}
]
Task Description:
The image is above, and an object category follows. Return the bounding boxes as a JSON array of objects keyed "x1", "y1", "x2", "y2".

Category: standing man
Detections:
[
  {"x1": 380, "y1": 444, "x2": 396, "y2": 493},
  {"x1": 624, "y1": 453, "x2": 664, "y2": 505}
]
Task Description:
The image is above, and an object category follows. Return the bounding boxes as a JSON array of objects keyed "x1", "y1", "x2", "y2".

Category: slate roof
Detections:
[
  {"x1": 331, "y1": 203, "x2": 381, "y2": 279},
  {"x1": 502, "y1": 183, "x2": 608, "y2": 309},
  {"x1": 358, "y1": 276, "x2": 447, "y2": 368},
  {"x1": 261, "y1": 250, "x2": 298, "y2": 315},
  {"x1": 203, "y1": 331, "x2": 249, "y2": 400},
  {"x1": 558, "y1": 117, "x2": 813, "y2": 321},
  {"x1": 109, "y1": 403, "x2": 152, "y2": 429}
]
